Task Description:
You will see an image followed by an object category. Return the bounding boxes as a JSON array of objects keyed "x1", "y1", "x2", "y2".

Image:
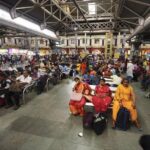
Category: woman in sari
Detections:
[
  {"x1": 83, "y1": 79, "x2": 112, "y2": 113},
  {"x1": 69, "y1": 77, "x2": 91, "y2": 116},
  {"x1": 112, "y1": 78, "x2": 141, "y2": 129}
]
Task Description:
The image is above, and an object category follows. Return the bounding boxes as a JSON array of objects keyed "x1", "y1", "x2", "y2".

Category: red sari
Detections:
[
  {"x1": 69, "y1": 82, "x2": 91, "y2": 116},
  {"x1": 92, "y1": 85, "x2": 112, "y2": 113}
]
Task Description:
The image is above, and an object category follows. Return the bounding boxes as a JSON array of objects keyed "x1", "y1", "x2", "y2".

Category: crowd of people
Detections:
[
  {"x1": 69, "y1": 54, "x2": 150, "y2": 131},
  {"x1": 0, "y1": 53, "x2": 149, "y2": 149},
  {"x1": 0, "y1": 53, "x2": 149, "y2": 112},
  {"x1": 0, "y1": 54, "x2": 77, "y2": 110}
]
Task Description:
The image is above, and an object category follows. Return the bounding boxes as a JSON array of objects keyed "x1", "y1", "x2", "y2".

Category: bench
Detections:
[
  {"x1": 22, "y1": 81, "x2": 36, "y2": 104},
  {"x1": 84, "y1": 83, "x2": 118, "y2": 112}
]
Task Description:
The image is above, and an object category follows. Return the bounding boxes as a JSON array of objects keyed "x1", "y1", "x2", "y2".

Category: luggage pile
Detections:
[{"x1": 83, "y1": 112, "x2": 107, "y2": 135}]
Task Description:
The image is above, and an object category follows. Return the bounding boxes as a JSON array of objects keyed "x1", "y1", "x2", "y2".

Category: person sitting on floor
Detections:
[
  {"x1": 112, "y1": 78, "x2": 141, "y2": 129},
  {"x1": 83, "y1": 78, "x2": 112, "y2": 113},
  {"x1": 69, "y1": 77, "x2": 91, "y2": 116}
]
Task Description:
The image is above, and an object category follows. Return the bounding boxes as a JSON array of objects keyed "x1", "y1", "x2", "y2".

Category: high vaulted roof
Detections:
[{"x1": 0, "y1": 0, "x2": 150, "y2": 39}]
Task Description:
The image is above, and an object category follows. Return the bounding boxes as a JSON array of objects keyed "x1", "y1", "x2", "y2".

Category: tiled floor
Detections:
[{"x1": 0, "y1": 79, "x2": 149, "y2": 150}]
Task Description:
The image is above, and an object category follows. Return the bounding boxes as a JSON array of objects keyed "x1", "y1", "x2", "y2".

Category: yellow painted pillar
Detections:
[
  {"x1": 110, "y1": 33, "x2": 113, "y2": 57},
  {"x1": 105, "y1": 33, "x2": 108, "y2": 58}
]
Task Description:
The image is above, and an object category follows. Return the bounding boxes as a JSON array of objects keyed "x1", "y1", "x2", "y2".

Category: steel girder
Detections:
[
  {"x1": 127, "y1": 0, "x2": 150, "y2": 7},
  {"x1": 8, "y1": 0, "x2": 146, "y2": 35},
  {"x1": 68, "y1": 21, "x2": 130, "y2": 31},
  {"x1": 10, "y1": 0, "x2": 82, "y2": 32}
]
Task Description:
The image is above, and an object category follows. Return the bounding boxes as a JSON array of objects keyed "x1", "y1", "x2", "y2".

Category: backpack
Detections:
[
  {"x1": 115, "y1": 107, "x2": 130, "y2": 131},
  {"x1": 83, "y1": 112, "x2": 94, "y2": 129},
  {"x1": 93, "y1": 113, "x2": 107, "y2": 135}
]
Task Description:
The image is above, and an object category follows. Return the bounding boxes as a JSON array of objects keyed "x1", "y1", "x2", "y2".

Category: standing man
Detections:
[{"x1": 126, "y1": 60, "x2": 134, "y2": 82}]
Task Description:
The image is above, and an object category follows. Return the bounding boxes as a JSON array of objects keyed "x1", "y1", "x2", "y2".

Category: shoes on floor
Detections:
[
  {"x1": 14, "y1": 106, "x2": 20, "y2": 110},
  {"x1": 5, "y1": 105, "x2": 13, "y2": 109}
]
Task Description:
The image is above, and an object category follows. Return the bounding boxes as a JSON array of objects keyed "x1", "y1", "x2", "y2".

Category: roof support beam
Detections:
[
  {"x1": 73, "y1": 17, "x2": 114, "y2": 22},
  {"x1": 124, "y1": 6, "x2": 142, "y2": 17},
  {"x1": 50, "y1": 0, "x2": 82, "y2": 30},
  {"x1": 41, "y1": 6, "x2": 72, "y2": 31},
  {"x1": 126, "y1": 15, "x2": 150, "y2": 41},
  {"x1": 41, "y1": 0, "x2": 49, "y2": 6},
  {"x1": 122, "y1": 20, "x2": 139, "y2": 26},
  {"x1": 72, "y1": 0, "x2": 92, "y2": 30},
  {"x1": 115, "y1": 0, "x2": 125, "y2": 17},
  {"x1": 127, "y1": 0, "x2": 150, "y2": 7},
  {"x1": 121, "y1": 17, "x2": 139, "y2": 20},
  {"x1": 64, "y1": 1, "x2": 112, "y2": 6},
  {"x1": 13, "y1": 0, "x2": 23, "y2": 8},
  {"x1": 16, "y1": 6, "x2": 33, "y2": 10},
  {"x1": 29, "y1": 0, "x2": 72, "y2": 31},
  {"x1": 143, "y1": 7, "x2": 150, "y2": 16},
  {"x1": 114, "y1": 0, "x2": 125, "y2": 29}
]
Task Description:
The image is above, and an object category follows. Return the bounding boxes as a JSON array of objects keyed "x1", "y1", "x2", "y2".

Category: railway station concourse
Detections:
[{"x1": 0, "y1": 0, "x2": 149, "y2": 150}]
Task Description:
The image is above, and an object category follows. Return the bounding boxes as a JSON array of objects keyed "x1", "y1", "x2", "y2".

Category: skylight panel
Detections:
[{"x1": 88, "y1": 3, "x2": 96, "y2": 15}]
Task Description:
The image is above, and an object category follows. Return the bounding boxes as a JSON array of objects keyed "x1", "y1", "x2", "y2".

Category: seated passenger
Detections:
[
  {"x1": 69, "y1": 77, "x2": 91, "y2": 116},
  {"x1": 32, "y1": 68, "x2": 40, "y2": 80},
  {"x1": 89, "y1": 68, "x2": 96, "y2": 76},
  {"x1": 80, "y1": 61, "x2": 87, "y2": 75},
  {"x1": 0, "y1": 73, "x2": 11, "y2": 107},
  {"x1": 8, "y1": 64, "x2": 17, "y2": 72},
  {"x1": 76, "y1": 63, "x2": 81, "y2": 74},
  {"x1": 8, "y1": 70, "x2": 32, "y2": 110},
  {"x1": 110, "y1": 73, "x2": 122, "y2": 85},
  {"x1": 16, "y1": 70, "x2": 32, "y2": 84},
  {"x1": 112, "y1": 78, "x2": 141, "y2": 129},
  {"x1": 89, "y1": 73, "x2": 100, "y2": 85},
  {"x1": 103, "y1": 68, "x2": 112, "y2": 78},
  {"x1": 82, "y1": 71, "x2": 90, "y2": 84},
  {"x1": 83, "y1": 79, "x2": 112, "y2": 113}
]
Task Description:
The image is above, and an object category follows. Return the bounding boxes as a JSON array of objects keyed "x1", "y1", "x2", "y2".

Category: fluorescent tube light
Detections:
[{"x1": 0, "y1": 8, "x2": 57, "y2": 39}]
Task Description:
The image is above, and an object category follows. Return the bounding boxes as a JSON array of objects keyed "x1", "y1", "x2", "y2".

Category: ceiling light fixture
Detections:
[{"x1": 0, "y1": 8, "x2": 57, "y2": 39}]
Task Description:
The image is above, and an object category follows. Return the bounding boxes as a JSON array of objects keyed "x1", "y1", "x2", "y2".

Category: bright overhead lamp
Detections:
[
  {"x1": 0, "y1": 8, "x2": 57, "y2": 39},
  {"x1": 88, "y1": 3, "x2": 96, "y2": 15}
]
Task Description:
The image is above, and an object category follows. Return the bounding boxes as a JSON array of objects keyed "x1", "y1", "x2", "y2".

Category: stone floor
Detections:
[{"x1": 0, "y1": 79, "x2": 149, "y2": 150}]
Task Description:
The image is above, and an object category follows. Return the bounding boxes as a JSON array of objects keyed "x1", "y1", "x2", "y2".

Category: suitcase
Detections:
[
  {"x1": 115, "y1": 107, "x2": 130, "y2": 131},
  {"x1": 83, "y1": 112, "x2": 94, "y2": 129},
  {"x1": 93, "y1": 113, "x2": 107, "y2": 135}
]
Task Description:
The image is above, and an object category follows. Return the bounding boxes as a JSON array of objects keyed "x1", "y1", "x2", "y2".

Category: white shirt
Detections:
[
  {"x1": 8, "y1": 67, "x2": 17, "y2": 72},
  {"x1": 111, "y1": 75, "x2": 122, "y2": 85},
  {"x1": 16, "y1": 75, "x2": 32, "y2": 84},
  {"x1": 127, "y1": 62, "x2": 134, "y2": 77}
]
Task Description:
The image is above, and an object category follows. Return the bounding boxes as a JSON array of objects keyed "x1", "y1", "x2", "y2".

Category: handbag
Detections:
[
  {"x1": 70, "y1": 92, "x2": 82, "y2": 101},
  {"x1": 9, "y1": 82, "x2": 23, "y2": 92}
]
